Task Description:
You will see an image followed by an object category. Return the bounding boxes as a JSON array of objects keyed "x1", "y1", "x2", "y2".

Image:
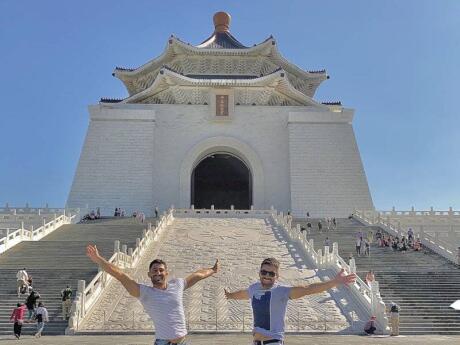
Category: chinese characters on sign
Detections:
[{"x1": 216, "y1": 95, "x2": 229, "y2": 116}]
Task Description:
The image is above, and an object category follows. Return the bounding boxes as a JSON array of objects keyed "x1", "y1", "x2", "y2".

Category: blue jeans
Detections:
[
  {"x1": 154, "y1": 340, "x2": 187, "y2": 345},
  {"x1": 36, "y1": 322, "x2": 45, "y2": 335}
]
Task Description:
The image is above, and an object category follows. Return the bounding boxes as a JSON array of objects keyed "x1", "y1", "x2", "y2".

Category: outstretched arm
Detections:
[
  {"x1": 86, "y1": 244, "x2": 140, "y2": 298},
  {"x1": 224, "y1": 288, "x2": 250, "y2": 300},
  {"x1": 185, "y1": 259, "x2": 219, "y2": 289},
  {"x1": 289, "y1": 269, "x2": 356, "y2": 300}
]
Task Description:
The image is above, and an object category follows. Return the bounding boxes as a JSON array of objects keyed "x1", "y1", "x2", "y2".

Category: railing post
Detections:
[
  {"x1": 122, "y1": 244, "x2": 127, "y2": 255},
  {"x1": 77, "y1": 280, "x2": 86, "y2": 317},
  {"x1": 114, "y1": 240, "x2": 120, "y2": 254},
  {"x1": 349, "y1": 258, "x2": 356, "y2": 274}
]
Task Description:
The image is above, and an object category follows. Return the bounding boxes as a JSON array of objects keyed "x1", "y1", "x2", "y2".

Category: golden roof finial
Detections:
[{"x1": 213, "y1": 12, "x2": 231, "y2": 33}]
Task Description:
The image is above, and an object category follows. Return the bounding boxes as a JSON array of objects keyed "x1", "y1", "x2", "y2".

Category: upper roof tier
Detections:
[{"x1": 112, "y1": 12, "x2": 328, "y2": 99}]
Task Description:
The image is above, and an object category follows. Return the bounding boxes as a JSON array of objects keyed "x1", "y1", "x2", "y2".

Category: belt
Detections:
[{"x1": 253, "y1": 340, "x2": 282, "y2": 345}]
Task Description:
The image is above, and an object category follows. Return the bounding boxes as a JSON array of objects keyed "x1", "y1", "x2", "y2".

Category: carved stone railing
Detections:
[
  {"x1": 0, "y1": 211, "x2": 79, "y2": 254},
  {"x1": 66, "y1": 208, "x2": 174, "y2": 334},
  {"x1": 173, "y1": 205, "x2": 273, "y2": 218},
  {"x1": 355, "y1": 209, "x2": 460, "y2": 265},
  {"x1": 271, "y1": 211, "x2": 389, "y2": 334}
]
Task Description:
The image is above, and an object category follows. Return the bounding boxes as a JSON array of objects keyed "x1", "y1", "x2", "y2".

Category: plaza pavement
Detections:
[{"x1": 1, "y1": 334, "x2": 460, "y2": 345}]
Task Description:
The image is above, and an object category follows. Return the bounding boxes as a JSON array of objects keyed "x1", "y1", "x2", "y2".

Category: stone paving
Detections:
[
  {"x1": 1, "y1": 334, "x2": 460, "y2": 345},
  {"x1": 80, "y1": 217, "x2": 349, "y2": 332}
]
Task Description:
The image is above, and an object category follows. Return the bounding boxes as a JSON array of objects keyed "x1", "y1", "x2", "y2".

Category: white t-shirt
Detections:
[
  {"x1": 16, "y1": 270, "x2": 28, "y2": 281},
  {"x1": 138, "y1": 278, "x2": 187, "y2": 340}
]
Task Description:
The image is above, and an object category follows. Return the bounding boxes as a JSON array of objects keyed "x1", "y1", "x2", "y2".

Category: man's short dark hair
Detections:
[
  {"x1": 149, "y1": 259, "x2": 167, "y2": 270},
  {"x1": 260, "y1": 258, "x2": 280, "y2": 271}
]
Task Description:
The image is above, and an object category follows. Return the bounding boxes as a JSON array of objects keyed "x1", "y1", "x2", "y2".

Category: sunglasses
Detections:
[{"x1": 260, "y1": 269, "x2": 276, "y2": 277}]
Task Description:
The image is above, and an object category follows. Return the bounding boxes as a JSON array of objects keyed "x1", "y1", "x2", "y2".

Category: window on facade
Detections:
[{"x1": 216, "y1": 95, "x2": 229, "y2": 116}]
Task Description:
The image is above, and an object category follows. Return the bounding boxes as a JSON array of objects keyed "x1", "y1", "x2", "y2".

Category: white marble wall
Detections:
[
  {"x1": 67, "y1": 102, "x2": 373, "y2": 217},
  {"x1": 288, "y1": 111, "x2": 374, "y2": 217}
]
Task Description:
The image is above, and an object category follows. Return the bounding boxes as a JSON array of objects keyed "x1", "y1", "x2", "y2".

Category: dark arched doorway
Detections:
[{"x1": 191, "y1": 153, "x2": 252, "y2": 209}]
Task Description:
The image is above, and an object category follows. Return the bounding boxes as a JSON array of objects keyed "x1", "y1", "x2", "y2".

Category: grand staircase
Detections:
[
  {"x1": 295, "y1": 217, "x2": 460, "y2": 334},
  {"x1": 0, "y1": 217, "x2": 150, "y2": 336},
  {"x1": 78, "y1": 216, "x2": 354, "y2": 333}
]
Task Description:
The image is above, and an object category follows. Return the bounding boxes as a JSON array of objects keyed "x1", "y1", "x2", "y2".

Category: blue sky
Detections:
[{"x1": 0, "y1": 0, "x2": 459, "y2": 210}]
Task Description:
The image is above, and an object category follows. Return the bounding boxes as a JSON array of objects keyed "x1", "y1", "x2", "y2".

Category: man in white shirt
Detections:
[
  {"x1": 225, "y1": 258, "x2": 356, "y2": 344},
  {"x1": 86, "y1": 244, "x2": 219, "y2": 345},
  {"x1": 16, "y1": 268, "x2": 28, "y2": 297}
]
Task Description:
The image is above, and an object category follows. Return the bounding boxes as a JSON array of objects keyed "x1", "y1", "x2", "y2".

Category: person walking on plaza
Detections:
[
  {"x1": 154, "y1": 206, "x2": 159, "y2": 218},
  {"x1": 224, "y1": 258, "x2": 356, "y2": 344},
  {"x1": 61, "y1": 285, "x2": 73, "y2": 320},
  {"x1": 389, "y1": 302, "x2": 400, "y2": 336},
  {"x1": 318, "y1": 220, "x2": 322, "y2": 232},
  {"x1": 25, "y1": 290, "x2": 40, "y2": 320},
  {"x1": 86, "y1": 244, "x2": 219, "y2": 345},
  {"x1": 16, "y1": 268, "x2": 28, "y2": 297},
  {"x1": 10, "y1": 303, "x2": 26, "y2": 339},
  {"x1": 34, "y1": 302, "x2": 49, "y2": 338}
]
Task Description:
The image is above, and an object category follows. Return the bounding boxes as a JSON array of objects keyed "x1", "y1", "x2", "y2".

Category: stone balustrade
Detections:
[
  {"x1": 0, "y1": 211, "x2": 79, "y2": 254},
  {"x1": 355, "y1": 209, "x2": 460, "y2": 265},
  {"x1": 272, "y1": 211, "x2": 389, "y2": 335}
]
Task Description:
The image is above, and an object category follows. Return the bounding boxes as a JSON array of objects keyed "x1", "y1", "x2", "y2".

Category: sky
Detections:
[{"x1": 0, "y1": 0, "x2": 459, "y2": 210}]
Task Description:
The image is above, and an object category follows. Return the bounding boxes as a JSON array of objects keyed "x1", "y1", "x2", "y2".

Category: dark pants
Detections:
[
  {"x1": 365, "y1": 326, "x2": 376, "y2": 334},
  {"x1": 14, "y1": 322, "x2": 22, "y2": 337}
]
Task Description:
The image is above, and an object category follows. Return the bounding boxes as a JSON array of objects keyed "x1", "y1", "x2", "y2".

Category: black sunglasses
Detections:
[{"x1": 260, "y1": 269, "x2": 276, "y2": 277}]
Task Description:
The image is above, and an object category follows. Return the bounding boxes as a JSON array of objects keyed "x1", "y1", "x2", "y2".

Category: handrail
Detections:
[
  {"x1": 66, "y1": 208, "x2": 175, "y2": 334},
  {"x1": 0, "y1": 212, "x2": 78, "y2": 254},
  {"x1": 355, "y1": 210, "x2": 460, "y2": 265},
  {"x1": 271, "y1": 211, "x2": 389, "y2": 334}
]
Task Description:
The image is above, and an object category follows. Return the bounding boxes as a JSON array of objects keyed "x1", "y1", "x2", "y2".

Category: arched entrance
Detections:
[{"x1": 191, "y1": 153, "x2": 252, "y2": 209}]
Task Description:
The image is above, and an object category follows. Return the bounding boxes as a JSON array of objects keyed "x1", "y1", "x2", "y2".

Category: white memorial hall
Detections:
[{"x1": 67, "y1": 12, "x2": 374, "y2": 217}]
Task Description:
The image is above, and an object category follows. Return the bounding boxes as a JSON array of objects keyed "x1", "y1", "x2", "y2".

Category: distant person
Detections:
[
  {"x1": 16, "y1": 268, "x2": 28, "y2": 297},
  {"x1": 363, "y1": 238, "x2": 370, "y2": 256},
  {"x1": 332, "y1": 217, "x2": 337, "y2": 229},
  {"x1": 61, "y1": 285, "x2": 73, "y2": 320},
  {"x1": 114, "y1": 207, "x2": 119, "y2": 217},
  {"x1": 154, "y1": 206, "x2": 159, "y2": 218},
  {"x1": 365, "y1": 270, "x2": 375, "y2": 287},
  {"x1": 389, "y1": 302, "x2": 400, "y2": 336},
  {"x1": 324, "y1": 237, "x2": 331, "y2": 249},
  {"x1": 356, "y1": 237, "x2": 362, "y2": 256},
  {"x1": 96, "y1": 207, "x2": 101, "y2": 219},
  {"x1": 225, "y1": 258, "x2": 356, "y2": 344},
  {"x1": 364, "y1": 315, "x2": 377, "y2": 335},
  {"x1": 318, "y1": 221, "x2": 322, "y2": 232},
  {"x1": 34, "y1": 302, "x2": 49, "y2": 338},
  {"x1": 25, "y1": 290, "x2": 40, "y2": 320},
  {"x1": 407, "y1": 228, "x2": 414, "y2": 242},
  {"x1": 10, "y1": 303, "x2": 26, "y2": 339}
]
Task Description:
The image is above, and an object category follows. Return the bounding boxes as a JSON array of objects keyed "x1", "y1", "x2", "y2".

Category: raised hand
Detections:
[
  {"x1": 212, "y1": 259, "x2": 220, "y2": 273},
  {"x1": 335, "y1": 268, "x2": 356, "y2": 286},
  {"x1": 86, "y1": 244, "x2": 103, "y2": 265}
]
